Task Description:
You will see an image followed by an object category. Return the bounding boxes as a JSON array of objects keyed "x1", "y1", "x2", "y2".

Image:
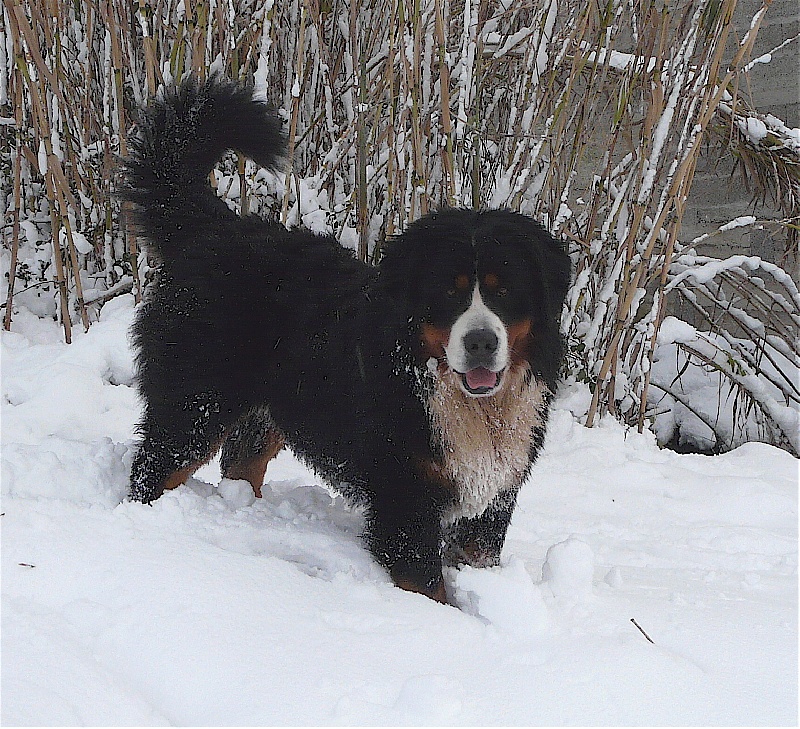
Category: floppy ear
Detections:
[
  {"x1": 474, "y1": 209, "x2": 570, "y2": 326},
  {"x1": 529, "y1": 222, "x2": 571, "y2": 325}
]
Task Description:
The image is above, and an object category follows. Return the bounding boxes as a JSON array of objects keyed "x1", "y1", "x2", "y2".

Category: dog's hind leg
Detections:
[
  {"x1": 220, "y1": 406, "x2": 284, "y2": 498},
  {"x1": 129, "y1": 392, "x2": 230, "y2": 503}
]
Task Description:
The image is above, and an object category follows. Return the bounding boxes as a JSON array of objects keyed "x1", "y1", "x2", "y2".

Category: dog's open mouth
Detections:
[{"x1": 460, "y1": 367, "x2": 504, "y2": 396}]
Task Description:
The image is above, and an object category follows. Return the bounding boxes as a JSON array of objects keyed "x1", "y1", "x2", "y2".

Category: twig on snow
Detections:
[{"x1": 631, "y1": 618, "x2": 655, "y2": 644}]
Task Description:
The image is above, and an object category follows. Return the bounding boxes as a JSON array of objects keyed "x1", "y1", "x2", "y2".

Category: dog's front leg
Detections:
[
  {"x1": 441, "y1": 487, "x2": 519, "y2": 568},
  {"x1": 366, "y1": 486, "x2": 448, "y2": 603}
]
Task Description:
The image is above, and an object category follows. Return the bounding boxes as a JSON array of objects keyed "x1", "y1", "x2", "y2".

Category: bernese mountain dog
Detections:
[{"x1": 121, "y1": 76, "x2": 570, "y2": 603}]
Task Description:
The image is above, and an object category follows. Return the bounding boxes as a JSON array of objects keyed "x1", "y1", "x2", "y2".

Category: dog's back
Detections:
[{"x1": 122, "y1": 76, "x2": 390, "y2": 505}]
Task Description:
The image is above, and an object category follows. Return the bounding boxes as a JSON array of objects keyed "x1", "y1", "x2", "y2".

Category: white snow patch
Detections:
[
  {"x1": 217, "y1": 478, "x2": 257, "y2": 509},
  {"x1": 657, "y1": 315, "x2": 698, "y2": 345},
  {"x1": 452, "y1": 557, "x2": 550, "y2": 638},
  {"x1": 719, "y1": 214, "x2": 757, "y2": 232},
  {"x1": 541, "y1": 537, "x2": 595, "y2": 601},
  {"x1": 1, "y1": 301, "x2": 797, "y2": 726}
]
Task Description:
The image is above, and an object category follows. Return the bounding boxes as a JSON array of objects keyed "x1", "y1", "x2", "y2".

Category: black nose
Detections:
[{"x1": 463, "y1": 328, "x2": 499, "y2": 357}]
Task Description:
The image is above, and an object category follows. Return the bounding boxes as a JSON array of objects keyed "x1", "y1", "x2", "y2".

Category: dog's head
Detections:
[{"x1": 380, "y1": 208, "x2": 571, "y2": 397}]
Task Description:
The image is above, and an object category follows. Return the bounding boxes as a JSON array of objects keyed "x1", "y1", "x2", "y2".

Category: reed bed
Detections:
[{"x1": 2, "y1": 0, "x2": 797, "y2": 453}]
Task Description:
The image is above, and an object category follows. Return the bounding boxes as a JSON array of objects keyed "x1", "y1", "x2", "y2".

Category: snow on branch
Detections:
[{"x1": 2, "y1": 0, "x2": 798, "y2": 455}]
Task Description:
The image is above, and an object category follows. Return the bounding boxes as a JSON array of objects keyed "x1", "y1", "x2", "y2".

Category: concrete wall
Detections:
[{"x1": 680, "y1": 0, "x2": 799, "y2": 275}]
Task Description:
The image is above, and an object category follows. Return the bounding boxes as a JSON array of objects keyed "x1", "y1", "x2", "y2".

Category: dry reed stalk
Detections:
[
  {"x1": 136, "y1": 0, "x2": 160, "y2": 96},
  {"x1": 45, "y1": 179, "x2": 72, "y2": 343},
  {"x1": 383, "y1": 0, "x2": 399, "y2": 239},
  {"x1": 238, "y1": 154, "x2": 249, "y2": 216},
  {"x1": 353, "y1": 0, "x2": 369, "y2": 260},
  {"x1": 570, "y1": 0, "x2": 764, "y2": 430},
  {"x1": 102, "y1": 0, "x2": 142, "y2": 303},
  {"x1": 434, "y1": 0, "x2": 454, "y2": 207},
  {"x1": 281, "y1": 0, "x2": 307, "y2": 224},
  {"x1": 3, "y1": 37, "x2": 23, "y2": 331},
  {"x1": 6, "y1": 0, "x2": 72, "y2": 339},
  {"x1": 3, "y1": 0, "x2": 796, "y2": 453},
  {"x1": 410, "y1": 0, "x2": 428, "y2": 218},
  {"x1": 3, "y1": 145, "x2": 22, "y2": 330},
  {"x1": 633, "y1": 0, "x2": 775, "y2": 432}
]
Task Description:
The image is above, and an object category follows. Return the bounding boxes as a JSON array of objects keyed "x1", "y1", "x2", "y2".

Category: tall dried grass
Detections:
[{"x1": 2, "y1": 0, "x2": 797, "y2": 451}]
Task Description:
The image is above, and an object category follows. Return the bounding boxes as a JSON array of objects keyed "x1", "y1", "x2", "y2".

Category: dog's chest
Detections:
[{"x1": 424, "y1": 368, "x2": 547, "y2": 522}]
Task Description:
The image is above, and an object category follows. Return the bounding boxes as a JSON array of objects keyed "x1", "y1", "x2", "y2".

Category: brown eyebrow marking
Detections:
[
  {"x1": 483, "y1": 273, "x2": 500, "y2": 290},
  {"x1": 455, "y1": 274, "x2": 470, "y2": 291}
]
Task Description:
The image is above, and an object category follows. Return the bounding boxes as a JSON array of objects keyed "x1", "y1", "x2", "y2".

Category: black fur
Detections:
[{"x1": 121, "y1": 75, "x2": 570, "y2": 601}]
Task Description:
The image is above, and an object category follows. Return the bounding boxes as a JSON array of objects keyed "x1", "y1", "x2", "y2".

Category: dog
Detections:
[{"x1": 121, "y1": 75, "x2": 570, "y2": 602}]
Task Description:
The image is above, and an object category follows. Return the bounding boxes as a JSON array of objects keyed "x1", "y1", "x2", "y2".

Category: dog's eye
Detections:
[
  {"x1": 497, "y1": 287, "x2": 509, "y2": 296},
  {"x1": 454, "y1": 274, "x2": 470, "y2": 293},
  {"x1": 447, "y1": 289, "x2": 457, "y2": 297}
]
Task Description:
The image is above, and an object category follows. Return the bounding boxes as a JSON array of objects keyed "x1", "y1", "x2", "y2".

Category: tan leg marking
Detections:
[
  {"x1": 394, "y1": 577, "x2": 448, "y2": 604},
  {"x1": 223, "y1": 430, "x2": 284, "y2": 498},
  {"x1": 162, "y1": 464, "x2": 199, "y2": 492},
  {"x1": 161, "y1": 437, "x2": 225, "y2": 493}
]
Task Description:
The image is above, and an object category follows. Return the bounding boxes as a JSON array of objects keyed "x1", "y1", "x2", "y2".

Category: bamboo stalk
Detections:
[
  {"x1": 434, "y1": 0, "x2": 454, "y2": 206},
  {"x1": 46, "y1": 175, "x2": 72, "y2": 343},
  {"x1": 354, "y1": 1, "x2": 368, "y2": 261},
  {"x1": 4, "y1": 130, "x2": 22, "y2": 331},
  {"x1": 103, "y1": 0, "x2": 142, "y2": 303},
  {"x1": 137, "y1": 0, "x2": 161, "y2": 96},
  {"x1": 6, "y1": 0, "x2": 73, "y2": 340},
  {"x1": 632, "y1": 0, "x2": 771, "y2": 432},
  {"x1": 383, "y1": 0, "x2": 398, "y2": 240},
  {"x1": 3, "y1": 34, "x2": 24, "y2": 331},
  {"x1": 281, "y1": 0, "x2": 307, "y2": 225},
  {"x1": 53, "y1": 177, "x2": 91, "y2": 330}
]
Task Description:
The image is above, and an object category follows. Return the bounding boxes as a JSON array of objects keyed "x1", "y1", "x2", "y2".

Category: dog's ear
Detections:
[
  {"x1": 524, "y1": 221, "x2": 571, "y2": 325},
  {"x1": 378, "y1": 208, "x2": 464, "y2": 311}
]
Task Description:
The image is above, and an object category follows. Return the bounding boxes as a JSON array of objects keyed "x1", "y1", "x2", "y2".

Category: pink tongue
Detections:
[{"x1": 465, "y1": 367, "x2": 498, "y2": 390}]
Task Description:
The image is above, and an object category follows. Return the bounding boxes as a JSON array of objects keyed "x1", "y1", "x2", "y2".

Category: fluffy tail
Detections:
[{"x1": 120, "y1": 75, "x2": 285, "y2": 256}]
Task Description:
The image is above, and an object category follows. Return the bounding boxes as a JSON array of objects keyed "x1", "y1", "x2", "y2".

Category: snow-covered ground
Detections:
[{"x1": 2, "y1": 296, "x2": 797, "y2": 726}]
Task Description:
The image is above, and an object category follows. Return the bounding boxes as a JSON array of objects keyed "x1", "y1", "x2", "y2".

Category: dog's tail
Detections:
[{"x1": 120, "y1": 74, "x2": 284, "y2": 256}]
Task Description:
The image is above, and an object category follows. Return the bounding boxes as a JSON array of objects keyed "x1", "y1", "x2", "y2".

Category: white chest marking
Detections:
[{"x1": 425, "y1": 366, "x2": 548, "y2": 523}]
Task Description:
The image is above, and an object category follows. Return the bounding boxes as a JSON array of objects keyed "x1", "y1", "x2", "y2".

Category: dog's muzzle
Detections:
[
  {"x1": 445, "y1": 286, "x2": 509, "y2": 397},
  {"x1": 457, "y1": 328, "x2": 503, "y2": 395}
]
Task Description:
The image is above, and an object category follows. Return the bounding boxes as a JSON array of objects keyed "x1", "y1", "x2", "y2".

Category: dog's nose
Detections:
[{"x1": 463, "y1": 328, "x2": 499, "y2": 357}]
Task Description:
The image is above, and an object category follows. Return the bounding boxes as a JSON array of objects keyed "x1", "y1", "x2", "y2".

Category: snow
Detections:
[
  {"x1": 540, "y1": 537, "x2": 595, "y2": 601},
  {"x1": 719, "y1": 214, "x2": 757, "y2": 232},
  {"x1": 656, "y1": 315, "x2": 698, "y2": 345},
  {"x1": 650, "y1": 316, "x2": 800, "y2": 454},
  {"x1": 690, "y1": 215, "x2": 757, "y2": 245},
  {"x1": 217, "y1": 477, "x2": 257, "y2": 509},
  {"x1": 766, "y1": 113, "x2": 800, "y2": 152},
  {"x1": 2, "y1": 297, "x2": 797, "y2": 726},
  {"x1": 736, "y1": 116, "x2": 768, "y2": 144},
  {"x1": 583, "y1": 46, "x2": 660, "y2": 74},
  {"x1": 668, "y1": 253, "x2": 765, "y2": 288}
]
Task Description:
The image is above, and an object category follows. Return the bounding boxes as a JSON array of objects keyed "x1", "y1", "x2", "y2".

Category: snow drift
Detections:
[{"x1": 2, "y1": 296, "x2": 797, "y2": 725}]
